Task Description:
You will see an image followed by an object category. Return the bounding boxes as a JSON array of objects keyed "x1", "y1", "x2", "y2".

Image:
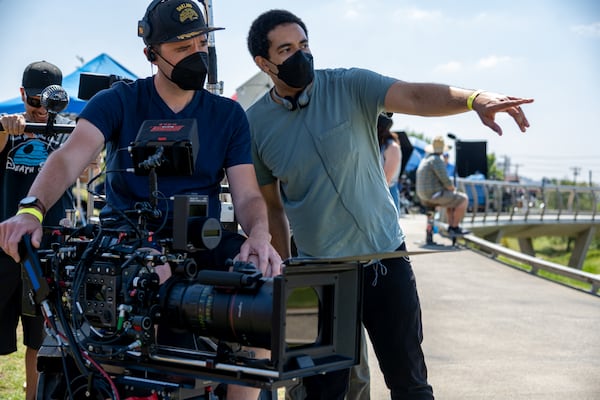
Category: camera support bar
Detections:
[
  {"x1": 288, "y1": 248, "x2": 447, "y2": 265},
  {"x1": 0, "y1": 122, "x2": 74, "y2": 135}
]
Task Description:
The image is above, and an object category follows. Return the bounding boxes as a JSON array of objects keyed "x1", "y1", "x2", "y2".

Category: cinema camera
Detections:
[{"x1": 21, "y1": 118, "x2": 363, "y2": 400}]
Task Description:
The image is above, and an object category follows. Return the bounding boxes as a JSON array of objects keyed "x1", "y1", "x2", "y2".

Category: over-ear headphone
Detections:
[
  {"x1": 137, "y1": 0, "x2": 163, "y2": 45},
  {"x1": 272, "y1": 85, "x2": 311, "y2": 111}
]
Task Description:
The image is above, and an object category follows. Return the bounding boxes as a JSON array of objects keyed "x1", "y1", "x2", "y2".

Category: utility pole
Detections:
[
  {"x1": 501, "y1": 155, "x2": 510, "y2": 180},
  {"x1": 514, "y1": 163, "x2": 523, "y2": 181},
  {"x1": 570, "y1": 166, "x2": 581, "y2": 184}
]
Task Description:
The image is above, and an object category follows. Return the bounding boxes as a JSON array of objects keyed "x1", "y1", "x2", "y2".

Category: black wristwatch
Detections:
[{"x1": 19, "y1": 196, "x2": 47, "y2": 214}]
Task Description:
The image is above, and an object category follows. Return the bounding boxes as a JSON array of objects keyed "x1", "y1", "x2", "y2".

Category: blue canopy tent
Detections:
[
  {"x1": 0, "y1": 53, "x2": 138, "y2": 115},
  {"x1": 404, "y1": 136, "x2": 428, "y2": 173}
]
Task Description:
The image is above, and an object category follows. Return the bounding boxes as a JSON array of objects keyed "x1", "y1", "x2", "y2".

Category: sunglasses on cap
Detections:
[{"x1": 26, "y1": 95, "x2": 42, "y2": 108}]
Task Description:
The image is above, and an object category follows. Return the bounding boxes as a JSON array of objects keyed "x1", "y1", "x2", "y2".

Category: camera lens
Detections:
[{"x1": 162, "y1": 279, "x2": 274, "y2": 348}]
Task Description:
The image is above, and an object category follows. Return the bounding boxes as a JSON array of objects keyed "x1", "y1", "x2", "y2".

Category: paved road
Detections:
[{"x1": 367, "y1": 214, "x2": 600, "y2": 400}]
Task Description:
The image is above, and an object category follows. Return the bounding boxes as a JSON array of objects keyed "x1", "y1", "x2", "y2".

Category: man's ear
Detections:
[{"x1": 255, "y1": 56, "x2": 273, "y2": 74}]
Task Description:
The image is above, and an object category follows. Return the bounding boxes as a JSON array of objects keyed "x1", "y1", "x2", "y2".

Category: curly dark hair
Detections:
[{"x1": 247, "y1": 9, "x2": 308, "y2": 59}]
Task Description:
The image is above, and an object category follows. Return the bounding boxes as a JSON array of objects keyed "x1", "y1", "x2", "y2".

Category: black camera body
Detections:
[{"x1": 24, "y1": 200, "x2": 362, "y2": 399}]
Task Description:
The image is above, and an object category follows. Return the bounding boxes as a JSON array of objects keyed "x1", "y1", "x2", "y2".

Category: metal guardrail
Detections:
[
  {"x1": 455, "y1": 178, "x2": 599, "y2": 224},
  {"x1": 463, "y1": 234, "x2": 600, "y2": 296},
  {"x1": 440, "y1": 178, "x2": 600, "y2": 295}
]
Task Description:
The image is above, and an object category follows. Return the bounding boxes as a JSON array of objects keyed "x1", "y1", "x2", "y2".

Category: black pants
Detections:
[
  {"x1": 0, "y1": 253, "x2": 46, "y2": 353},
  {"x1": 300, "y1": 242, "x2": 434, "y2": 400}
]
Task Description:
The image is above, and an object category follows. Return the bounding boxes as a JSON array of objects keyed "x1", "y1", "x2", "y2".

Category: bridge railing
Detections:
[{"x1": 455, "y1": 178, "x2": 599, "y2": 224}]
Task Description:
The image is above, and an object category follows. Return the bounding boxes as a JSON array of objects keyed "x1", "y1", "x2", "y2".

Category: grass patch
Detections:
[
  {"x1": 497, "y1": 236, "x2": 600, "y2": 293},
  {"x1": 537, "y1": 269, "x2": 592, "y2": 291},
  {"x1": 496, "y1": 254, "x2": 531, "y2": 272},
  {"x1": 501, "y1": 236, "x2": 600, "y2": 273},
  {"x1": 0, "y1": 322, "x2": 26, "y2": 400},
  {"x1": 287, "y1": 287, "x2": 319, "y2": 308}
]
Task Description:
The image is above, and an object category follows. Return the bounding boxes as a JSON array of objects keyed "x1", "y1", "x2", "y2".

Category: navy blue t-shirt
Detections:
[{"x1": 78, "y1": 77, "x2": 252, "y2": 222}]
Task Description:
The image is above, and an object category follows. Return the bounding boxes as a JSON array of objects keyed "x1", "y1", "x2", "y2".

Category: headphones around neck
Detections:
[{"x1": 272, "y1": 84, "x2": 311, "y2": 111}]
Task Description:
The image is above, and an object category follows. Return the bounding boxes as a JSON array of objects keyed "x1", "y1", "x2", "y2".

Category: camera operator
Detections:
[
  {"x1": 0, "y1": 1, "x2": 282, "y2": 399},
  {"x1": 0, "y1": 60, "x2": 74, "y2": 400}
]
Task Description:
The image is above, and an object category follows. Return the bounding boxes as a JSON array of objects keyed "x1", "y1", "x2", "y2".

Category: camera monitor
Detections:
[
  {"x1": 129, "y1": 119, "x2": 199, "y2": 176},
  {"x1": 78, "y1": 72, "x2": 133, "y2": 100}
]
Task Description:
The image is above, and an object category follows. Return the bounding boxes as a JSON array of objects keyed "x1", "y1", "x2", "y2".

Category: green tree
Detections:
[{"x1": 487, "y1": 153, "x2": 503, "y2": 181}]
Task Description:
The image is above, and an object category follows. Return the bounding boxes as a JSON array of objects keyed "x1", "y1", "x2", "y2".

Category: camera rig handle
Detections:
[{"x1": 19, "y1": 234, "x2": 50, "y2": 307}]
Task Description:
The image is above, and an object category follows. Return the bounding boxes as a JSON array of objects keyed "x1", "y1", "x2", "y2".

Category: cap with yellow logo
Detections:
[{"x1": 138, "y1": 0, "x2": 223, "y2": 45}]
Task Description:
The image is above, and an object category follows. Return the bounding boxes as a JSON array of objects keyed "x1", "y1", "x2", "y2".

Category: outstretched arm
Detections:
[{"x1": 384, "y1": 81, "x2": 533, "y2": 135}]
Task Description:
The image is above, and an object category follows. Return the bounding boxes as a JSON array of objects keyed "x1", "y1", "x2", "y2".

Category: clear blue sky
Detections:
[{"x1": 1, "y1": 0, "x2": 598, "y2": 183}]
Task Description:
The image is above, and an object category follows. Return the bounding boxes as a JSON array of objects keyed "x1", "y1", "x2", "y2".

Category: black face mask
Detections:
[
  {"x1": 159, "y1": 51, "x2": 208, "y2": 90},
  {"x1": 272, "y1": 50, "x2": 314, "y2": 89}
]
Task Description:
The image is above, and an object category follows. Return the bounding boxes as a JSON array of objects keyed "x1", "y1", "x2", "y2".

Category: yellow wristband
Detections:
[
  {"x1": 467, "y1": 89, "x2": 484, "y2": 111},
  {"x1": 16, "y1": 207, "x2": 44, "y2": 224}
]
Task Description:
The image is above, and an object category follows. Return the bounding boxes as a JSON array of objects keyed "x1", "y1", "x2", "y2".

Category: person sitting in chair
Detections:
[{"x1": 416, "y1": 136, "x2": 470, "y2": 235}]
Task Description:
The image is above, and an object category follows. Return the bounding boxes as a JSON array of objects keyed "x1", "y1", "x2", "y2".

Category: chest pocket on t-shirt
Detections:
[{"x1": 310, "y1": 120, "x2": 356, "y2": 190}]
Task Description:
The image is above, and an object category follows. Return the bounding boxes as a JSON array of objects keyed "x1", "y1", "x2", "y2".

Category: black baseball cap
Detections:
[
  {"x1": 22, "y1": 61, "x2": 62, "y2": 97},
  {"x1": 138, "y1": 0, "x2": 223, "y2": 45}
]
